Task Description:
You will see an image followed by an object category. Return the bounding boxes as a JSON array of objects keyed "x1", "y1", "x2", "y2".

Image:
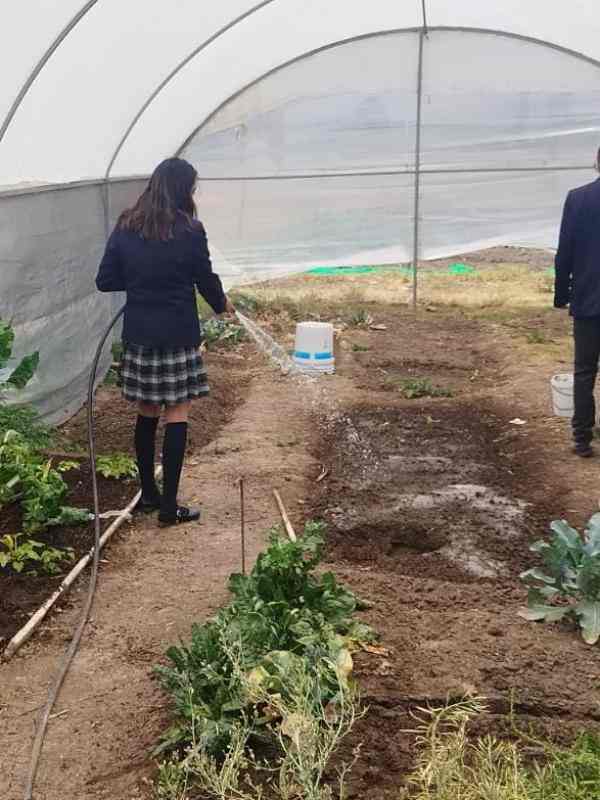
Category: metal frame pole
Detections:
[
  {"x1": 101, "y1": 180, "x2": 110, "y2": 241},
  {"x1": 412, "y1": 28, "x2": 426, "y2": 310}
]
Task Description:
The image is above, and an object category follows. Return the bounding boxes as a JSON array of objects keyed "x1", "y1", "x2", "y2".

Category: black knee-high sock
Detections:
[
  {"x1": 134, "y1": 415, "x2": 160, "y2": 501},
  {"x1": 161, "y1": 422, "x2": 188, "y2": 516}
]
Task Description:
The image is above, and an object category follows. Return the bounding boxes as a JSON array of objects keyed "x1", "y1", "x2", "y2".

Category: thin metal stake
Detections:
[
  {"x1": 239, "y1": 477, "x2": 246, "y2": 575},
  {"x1": 412, "y1": 28, "x2": 426, "y2": 311}
]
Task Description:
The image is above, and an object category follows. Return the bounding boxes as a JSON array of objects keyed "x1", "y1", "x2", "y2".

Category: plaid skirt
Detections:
[{"x1": 120, "y1": 343, "x2": 209, "y2": 405}]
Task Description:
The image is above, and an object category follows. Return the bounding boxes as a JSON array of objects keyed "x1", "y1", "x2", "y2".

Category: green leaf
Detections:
[
  {"x1": 584, "y1": 515, "x2": 600, "y2": 557},
  {"x1": 550, "y1": 520, "x2": 583, "y2": 552},
  {"x1": 527, "y1": 586, "x2": 558, "y2": 605},
  {"x1": 0, "y1": 320, "x2": 15, "y2": 367},
  {"x1": 529, "y1": 539, "x2": 550, "y2": 554},
  {"x1": 96, "y1": 453, "x2": 138, "y2": 480},
  {"x1": 518, "y1": 605, "x2": 570, "y2": 623},
  {"x1": 576, "y1": 601, "x2": 600, "y2": 645},
  {"x1": 577, "y1": 556, "x2": 600, "y2": 599},
  {"x1": 7, "y1": 352, "x2": 39, "y2": 389},
  {"x1": 520, "y1": 568, "x2": 556, "y2": 585}
]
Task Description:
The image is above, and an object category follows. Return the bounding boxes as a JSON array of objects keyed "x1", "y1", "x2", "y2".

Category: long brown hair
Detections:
[{"x1": 118, "y1": 157, "x2": 198, "y2": 241}]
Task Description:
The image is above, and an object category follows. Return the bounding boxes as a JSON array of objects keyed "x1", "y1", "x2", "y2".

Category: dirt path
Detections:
[{"x1": 0, "y1": 360, "x2": 317, "y2": 800}]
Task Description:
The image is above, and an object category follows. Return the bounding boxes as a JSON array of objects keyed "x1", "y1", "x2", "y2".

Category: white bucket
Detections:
[
  {"x1": 293, "y1": 321, "x2": 335, "y2": 374},
  {"x1": 550, "y1": 373, "x2": 574, "y2": 418}
]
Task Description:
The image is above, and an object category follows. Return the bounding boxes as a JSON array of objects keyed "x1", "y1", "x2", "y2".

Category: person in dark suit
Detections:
[
  {"x1": 96, "y1": 157, "x2": 235, "y2": 525},
  {"x1": 555, "y1": 150, "x2": 600, "y2": 457}
]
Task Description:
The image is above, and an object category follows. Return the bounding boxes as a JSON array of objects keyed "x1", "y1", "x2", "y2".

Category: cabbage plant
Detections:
[{"x1": 519, "y1": 514, "x2": 600, "y2": 645}]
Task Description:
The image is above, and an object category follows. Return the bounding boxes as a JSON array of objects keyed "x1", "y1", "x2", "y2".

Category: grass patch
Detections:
[
  {"x1": 352, "y1": 344, "x2": 370, "y2": 353},
  {"x1": 525, "y1": 330, "x2": 551, "y2": 345},
  {"x1": 404, "y1": 697, "x2": 600, "y2": 800},
  {"x1": 346, "y1": 308, "x2": 373, "y2": 328},
  {"x1": 393, "y1": 378, "x2": 453, "y2": 399}
]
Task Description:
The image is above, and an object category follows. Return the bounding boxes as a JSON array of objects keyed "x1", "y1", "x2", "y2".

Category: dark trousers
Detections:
[{"x1": 573, "y1": 317, "x2": 600, "y2": 445}]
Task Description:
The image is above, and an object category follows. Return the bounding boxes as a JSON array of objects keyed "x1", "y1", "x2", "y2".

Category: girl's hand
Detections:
[{"x1": 224, "y1": 297, "x2": 236, "y2": 315}]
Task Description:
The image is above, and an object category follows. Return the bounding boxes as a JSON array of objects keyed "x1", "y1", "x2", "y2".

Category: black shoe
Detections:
[
  {"x1": 158, "y1": 505, "x2": 201, "y2": 527},
  {"x1": 574, "y1": 443, "x2": 594, "y2": 458},
  {"x1": 134, "y1": 495, "x2": 161, "y2": 514}
]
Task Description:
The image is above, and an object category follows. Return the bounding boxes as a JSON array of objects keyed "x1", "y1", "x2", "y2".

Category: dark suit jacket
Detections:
[
  {"x1": 96, "y1": 219, "x2": 226, "y2": 348},
  {"x1": 555, "y1": 177, "x2": 600, "y2": 317}
]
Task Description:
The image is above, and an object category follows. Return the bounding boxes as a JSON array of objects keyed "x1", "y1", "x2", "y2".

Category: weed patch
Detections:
[
  {"x1": 203, "y1": 318, "x2": 247, "y2": 349},
  {"x1": 526, "y1": 330, "x2": 550, "y2": 345},
  {"x1": 404, "y1": 697, "x2": 600, "y2": 800},
  {"x1": 155, "y1": 522, "x2": 373, "y2": 797},
  {"x1": 392, "y1": 378, "x2": 453, "y2": 400}
]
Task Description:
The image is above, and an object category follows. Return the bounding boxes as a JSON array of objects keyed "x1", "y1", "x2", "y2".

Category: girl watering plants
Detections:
[{"x1": 96, "y1": 157, "x2": 235, "y2": 526}]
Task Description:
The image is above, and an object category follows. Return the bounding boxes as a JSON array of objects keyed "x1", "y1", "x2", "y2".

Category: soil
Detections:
[
  {"x1": 305, "y1": 308, "x2": 600, "y2": 798},
  {"x1": 0, "y1": 348, "x2": 252, "y2": 651},
  {"x1": 0, "y1": 467, "x2": 132, "y2": 648},
  {"x1": 3, "y1": 281, "x2": 600, "y2": 799}
]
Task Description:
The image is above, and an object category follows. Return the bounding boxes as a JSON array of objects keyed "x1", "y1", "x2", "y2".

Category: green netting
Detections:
[
  {"x1": 306, "y1": 263, "x2": 477, "y2": 277},
  {"x1": 447, "y1": 262, "x2": 476, "y2": 275},
  {"x1": 306, "y1": 265, "x2": 376, "y2": 275}
]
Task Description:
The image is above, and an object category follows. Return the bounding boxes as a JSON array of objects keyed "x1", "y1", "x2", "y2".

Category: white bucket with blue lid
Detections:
[{"x1": 293, "y1": 322, "x2": 335, "y2": 374}]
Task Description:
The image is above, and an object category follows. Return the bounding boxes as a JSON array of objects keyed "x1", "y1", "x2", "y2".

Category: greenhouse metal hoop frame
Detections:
[{"x1": 2, "y1": 8, "x2": 598, "y2": 307}]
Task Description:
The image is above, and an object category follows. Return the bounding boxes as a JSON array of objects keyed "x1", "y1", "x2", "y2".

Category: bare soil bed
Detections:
[{"x1": 295, "y1": 308, "x2": 600, "y2": 798}]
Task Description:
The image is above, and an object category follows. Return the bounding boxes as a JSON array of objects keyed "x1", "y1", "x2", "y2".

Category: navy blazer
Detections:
[
  {"x1": 96, "y1": 219, "x2": 226, "y2": 348},
  {"x1": 555, "y1": 177, "x2": 600, "y2": 318}
]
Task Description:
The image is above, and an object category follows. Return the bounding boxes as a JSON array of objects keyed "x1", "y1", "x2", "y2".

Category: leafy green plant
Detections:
[
  {"x1": 346, "y1": 308, "x2": 373, "y2": 328},
  {"x1": 156, "y1": 649, "x2": 363, "y2": 800},
  {"x1": 351, "y1": 344, "x2": 370, "y2": 353},
  {"x1": 0, "y1": 319, "x2": 39, "y2": 393},
  {"x1": 526, "y1": 330, "x2": 549, "y2": 345},
  {"x1": 57, "y1": 460, "x2": 80, "y2": 473},
  {"x1": 394, "y1": 377, "x2": 453, "y2": 399},
  {"x1": 519, "y1": 514, "x2": 600, "y2": 644},
  {"x1": 96, "y1": 452, "x2": 138, "y2": 480},
  {"x1": 202, "y1": 319, "x2": 246, "y2": 349},
  {"x1": 0, "y1": 404, "x2": 52, "y2": 450},
  {"x1": 155, "y1": 522, "x2": 374, "y2": 757},
  {"x1": 227, "y1": 291, "x2": 263, "y2": 316},
  {"x1": 0, "y1": 430, "x2": 88, "y2": 533},
  {"x1": 0, "y1": 533, "x2": 74, "y2": 575}
]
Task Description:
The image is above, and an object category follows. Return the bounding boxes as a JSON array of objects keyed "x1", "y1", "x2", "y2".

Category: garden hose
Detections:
[{"x1": 23, "y1": 304, "x2": 125, "y2": 800}]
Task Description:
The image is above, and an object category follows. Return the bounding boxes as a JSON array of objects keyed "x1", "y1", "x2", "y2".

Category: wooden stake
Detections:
[{"x1": 273, "y1": 489, "x2": 297, "y2": 541}]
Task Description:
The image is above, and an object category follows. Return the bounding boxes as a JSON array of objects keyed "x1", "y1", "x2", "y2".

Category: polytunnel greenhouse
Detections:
[
  {"x1": 1, "y1": 1, "x2": 599, "y2": 422},
  {"x1": 5, "y1": 6, "x2": 600, "y2": 800}
]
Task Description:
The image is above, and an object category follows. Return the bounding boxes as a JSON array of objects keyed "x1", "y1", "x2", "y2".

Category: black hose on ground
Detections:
[{"x1": 23, "y1": 304, "x2": 125, "y2": 800}]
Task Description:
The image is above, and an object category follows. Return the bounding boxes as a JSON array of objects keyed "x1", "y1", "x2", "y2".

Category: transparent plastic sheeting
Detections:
[
  {"x1": 2, "y1": 2, "x2": 600, "y2": 185},
  {"x1": 2, "y1": 22, "x2": 600, "y2": 422},
  {"x1": 184, "y1": 30, "x2": 599, "y2": 283},
  {"x1": 0, "y1": 180, "x2": 146, "y2": 424},
  {"x1": 0, "y1": 0, "x2": 422, "y2": 186},
  {"x1": 198, "y1": 174, "x2": 415, "y2": 286}
]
